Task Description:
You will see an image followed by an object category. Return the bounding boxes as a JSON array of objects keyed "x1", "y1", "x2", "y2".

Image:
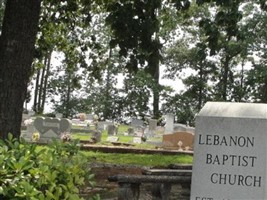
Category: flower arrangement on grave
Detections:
[
  {"x1": 61, "y1": 132, "x2": 72, "y2": 142},
  {"x1": 32, "y1": 132, "x2": 40, "y2": 142},
  {"x1": 177, "y1": 140, "x2": 183, "y2": 151},
  {"x1": 141, "y1": 135, "x2": 147, "y2": 142},
  {"x1": 78, "y1": 113, "x2": 86, "y2": 121},
  {"x1": 24, "y1": 118, "x2": 33, "y2": 126}
]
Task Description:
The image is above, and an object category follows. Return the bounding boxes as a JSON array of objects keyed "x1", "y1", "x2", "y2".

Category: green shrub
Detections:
[{"x1": 0, "y1": 134, "x2": 99, "y2": 200}]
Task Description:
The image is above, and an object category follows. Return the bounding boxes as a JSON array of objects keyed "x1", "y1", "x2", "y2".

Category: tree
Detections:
[
  {"x1": 0, "y1": 0, "x2": 41, "y2": 139},
  {"x1": 32, "y1": 0, "x2": 92, "y2": 114},
  {"x1": 245, "y1": 3, "x2": 267, "y2": 103}
]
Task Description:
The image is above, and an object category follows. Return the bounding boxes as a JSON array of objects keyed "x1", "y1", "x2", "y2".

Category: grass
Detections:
[
  {"x1": 83, "y1": 151, "x2": 193, "y2": 167},
  {"x1": 72, "y1": 124, "x2": 193, "y2": 167}
]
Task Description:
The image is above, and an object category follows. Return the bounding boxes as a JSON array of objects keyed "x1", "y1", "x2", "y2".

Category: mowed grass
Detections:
[
  {"x1": 83, "y1": 151, "x2": 193, "y2": 167},
  {"x1": 72, "y1": 124, "x2": 193, "y2": 167}
]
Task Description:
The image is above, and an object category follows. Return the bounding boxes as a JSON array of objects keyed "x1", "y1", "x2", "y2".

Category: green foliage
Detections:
[{"x1": 0, "y1": 134, "x2": 98, "y2": 200}]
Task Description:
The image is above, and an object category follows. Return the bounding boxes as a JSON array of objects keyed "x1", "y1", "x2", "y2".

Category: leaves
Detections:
[{"x1": 0, "y1": 137, "x2": 95, "y2": 199}]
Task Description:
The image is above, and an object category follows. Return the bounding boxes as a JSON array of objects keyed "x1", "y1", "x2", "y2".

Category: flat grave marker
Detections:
[
  {"x1": 106, "y1": 136, "x2": 119, "y2": 143},
  {"x1": 133, "y1": 137, "x2": 142, "y2": 144}
]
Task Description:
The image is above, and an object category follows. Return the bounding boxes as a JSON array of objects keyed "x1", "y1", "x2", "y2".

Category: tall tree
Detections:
[
  {"x1": 0, "y1": 0, "x2": 41, "y2": 139},
  {"x1": 105, "y1": 0, "x2": 162, "y2": 119}
]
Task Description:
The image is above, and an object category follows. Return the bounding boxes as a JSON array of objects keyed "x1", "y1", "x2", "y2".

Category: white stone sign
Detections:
[{"x1": 191, "y1": 102, "x2": 267, "y2": 200}]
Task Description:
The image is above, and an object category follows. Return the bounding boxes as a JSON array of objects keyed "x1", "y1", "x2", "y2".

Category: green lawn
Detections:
[
  {"x1": 72, "y1": 124, "x2": 193, "y2": 167},
  {"x1": 83, "y1": 151, "x2": 193, "y2": 167}
]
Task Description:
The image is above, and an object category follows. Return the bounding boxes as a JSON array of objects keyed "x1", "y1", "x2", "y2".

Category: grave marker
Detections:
[
  {"x1": 55, "y1": 113, "x2": 63, "y2": 118},
  {"x1": 162, "y1": 131, "x2": 194, "y2": 150},
  {"x1": 34, "y1": 117, "x2": 71, "y2": 143},
  {"x1": 107, "y1": 124, "x2": 117, "y2": 135},
  {"x1": 106, "y1": 136, "x2": 119, "y2": 142},
  {"x1": 191, "y1": 102, "x2": 267, "y2": 200},
  {"x1": 148, "y1": 119, "x2": 157, "y2": 136},
  {"x1": 164, "y1": 113, "x2": 174, "y2": 134},
  {"x1": 133, "y1": 137, "x2": 142, "y2": 144},
  {"x1": 130, "y1": 118, "x2": 144, "y2": 127}
]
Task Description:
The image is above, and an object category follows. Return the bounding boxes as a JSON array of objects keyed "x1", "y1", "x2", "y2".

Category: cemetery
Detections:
[
  {"x1": 18, "y1": 101, "x2": 267, "y2": 199},
  {"x1": 19, "y1": 111, "x2": 194, "y2": 199},
  {"x1": 1, "y1": 1, "x2": 267, "y2": 200}
]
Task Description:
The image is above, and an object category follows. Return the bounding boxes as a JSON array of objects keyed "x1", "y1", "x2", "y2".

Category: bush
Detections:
[{"x1": 0, "y1": 134, "x2": 99, "y2": 200}]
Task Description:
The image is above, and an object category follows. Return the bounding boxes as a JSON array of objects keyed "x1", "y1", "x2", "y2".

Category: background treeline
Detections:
[{"x1": 1, "y1": 0, "x2": 266, "y2": 126}]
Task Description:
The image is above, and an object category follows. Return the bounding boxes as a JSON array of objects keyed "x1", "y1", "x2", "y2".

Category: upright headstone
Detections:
[
  {"x1": 164, "y1": 113, "x2": 174, "y2": 134},
  {"x1": 21, "y1": 118, "x2": 35, "y2": 142},
  {"x1": 131, "y1": 118, "x2": 144, "y2": 127},
  {"x1": 162, "y1": 132, "x2": 194, "y2": 150},
  {"x1": 28, "y1": 110, "x2": 35, "y2": 117},
  {"x1": 128, "y1": 127, "x2": 135, "y2": 135},
  {"x1": 148, "y1": 119, "x2": 158, "y2": 136},
  {"x1": 191, "y1": 102, "x2": 267, "y2": 200},
  {"x1": 87, "y1": 114, "x2": 94, "y2": 122},
  {"x1": 134, "y1": 125, "x2": 145, "y2": 137},
  {"x1": 173, "y1": 123, "x2": 187, "y2": 132},
  {"x1": 107, "y1": 124, "x2": 117, "y2": 135},
  {"x1": 34, "y1": 117, "x2": 72, "y2": 143},
  {"x1": 55, "y1": 113, "x2": 63, "y2": 118},
  {"x1": 91, "y1": 130, "x2": 102, "y2": 143}
]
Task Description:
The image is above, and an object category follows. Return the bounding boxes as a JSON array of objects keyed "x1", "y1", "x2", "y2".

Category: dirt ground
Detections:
[
  {"x1": 86, "y1": 163, "x2": 146, "y2": 199},
  {"x1": 82, "y1": 163, "x2": 190, "y2": 200}
]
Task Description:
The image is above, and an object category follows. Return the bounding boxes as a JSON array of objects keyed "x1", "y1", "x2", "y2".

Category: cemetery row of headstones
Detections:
[{"x1": 21, "y1": 111, "x2": 196, "y2": 148}]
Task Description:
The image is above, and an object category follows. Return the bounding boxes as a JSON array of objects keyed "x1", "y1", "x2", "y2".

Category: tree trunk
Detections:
[
  {"x1": 41, "y1": 52, "x2": 52, "y2": 112},
  {"x1": 222, "y1": 55, "x2": 230, "y2": 101},
  {"x1": 147, "y1": 49, "x2": 160, "y2": 119},
  {"x1": 198, "y1": 64, "x2": 203, "y2": 111},
  {"x1": 38, "y1": 60, "x2": 46, "y2": 114},
  {"x1": 0, "y1": 0, "x2": 41, "y2": 139},
  {"x1": 33, "y1": 69, "x2": 40, "y2": 112}
]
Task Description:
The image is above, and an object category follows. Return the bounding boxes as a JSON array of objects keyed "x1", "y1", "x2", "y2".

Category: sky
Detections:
[{"x1": 27, "y1": 53, "x2": 184, "y2": 114}]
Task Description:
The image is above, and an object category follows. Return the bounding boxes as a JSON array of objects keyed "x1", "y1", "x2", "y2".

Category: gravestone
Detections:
[
  {"x1": 164, "y1": 113, "x2": 174, "y2": 134},
  {"x1": 87, "y1": 114, "x2": 94, "y2": 121},
  {"x1": 55, "y1": 113, "x2": 63, "y2": 118},
  {"x1": 34, "y1": 117, "x2": 71, "y2": 143},
  {"x1": 133, "y1": 137, "x2": 142, "y2": 144},
  {"x1": 107, "y1": 124, "x2": 118, "y2": 135},
  {"x1": 162, "y1": 131, "x2": 194, "y2": 150},
  {"x1": 21, "y1": 118, "x2": 35, "y2": 142},
  {"x1": 91, "y1": 130, "x2": 102, "y2": 143},
  {"x1": 128, "y1": 127, "x2": 135, "y2": 135},
  {"x1": 173, "y1": 123, "x2": 187, "y2": 132},
  {"x1": 22, "y1": 113, "x2": 30, "y2": 124},
  {"x1": 134, "y1": 125, "x2": 145, "y2": 137},
  {"x1": 148, "y1": 119, "x2": 157, "y2": 136},
  {"x1": 191, "y1": 102, "x2": 267, "y2": 200},
  {"x1": 106, "y1": 136, "x2": 119, "y2": 142},
  {"x1": 28, "y1": 110, "x2": 35, "y2": 116},
  {"x1": 131, "y1": 118, "x2": 144, "y2": 127}
]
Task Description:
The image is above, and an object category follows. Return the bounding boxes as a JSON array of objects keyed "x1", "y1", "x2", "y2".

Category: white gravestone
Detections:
[
  {"x1": 34, "y1": 117, "x2": 71, "y2": 143},
  {"x1": 148, "y1": 119, "x2": 157, "y2": 136},
  {"x1": 133, "y1": 137, "x2": 142, "y2": 144},
  {"x1": 106, "y1": 136, "x2": 119, "y2": 142},
  {"x1": 191, "y1": 102, "x2": 267, "y2": 200},
  {"x1": 164, "y1": 113, "x2": 174, "y2": 134}
]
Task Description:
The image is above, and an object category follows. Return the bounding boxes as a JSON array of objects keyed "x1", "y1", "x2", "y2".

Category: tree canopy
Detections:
[{"x1": 0, "y1": 0, "x2": 267, "y2": 138}]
